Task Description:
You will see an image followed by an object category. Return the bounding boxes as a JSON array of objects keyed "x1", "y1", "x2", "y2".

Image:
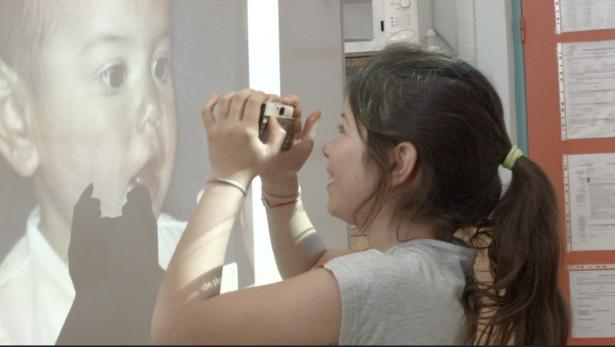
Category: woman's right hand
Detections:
[
  {"x1": 202, "y1": 89, "x2": 287, "y2": 188},
  {"x1": 259, "y1": 95, "x2": 321, "y2": 195}
]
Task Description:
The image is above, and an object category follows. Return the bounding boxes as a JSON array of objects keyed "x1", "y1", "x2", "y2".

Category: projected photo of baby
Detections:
[{"x1": 0, "y1": 0, "x2": 251, "y2": 344}]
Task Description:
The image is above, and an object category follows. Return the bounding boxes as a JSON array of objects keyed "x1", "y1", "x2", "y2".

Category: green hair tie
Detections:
[{"x1": 502, "y1": 146, "x2": 523, "y2": 170}]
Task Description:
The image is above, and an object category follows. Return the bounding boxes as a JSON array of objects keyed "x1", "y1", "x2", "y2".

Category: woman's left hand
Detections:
[{"x1": 201, "y1": 89, "x2": 287, "y2": 186}]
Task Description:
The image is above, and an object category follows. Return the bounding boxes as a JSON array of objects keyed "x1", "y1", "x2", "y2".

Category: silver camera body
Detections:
[{"x1": 258, "y1": 102, "x2": 295, "y2": 151}]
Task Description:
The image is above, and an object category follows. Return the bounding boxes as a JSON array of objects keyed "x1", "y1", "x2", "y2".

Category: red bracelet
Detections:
[
  {"x1": 261, "y1": 187, "x2": 301, "y2": 209},
  {"x1": 261, "y1": 198, "x2": 299, "y2": 209}
]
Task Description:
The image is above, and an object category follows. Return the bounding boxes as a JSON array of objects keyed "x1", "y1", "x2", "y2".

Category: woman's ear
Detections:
[
  {"x1": 0, "y1": 59, "x2": 39, "y2": 177},
  {"x1": 389, "y1": 141, "x2": 417, "y2": 188}
]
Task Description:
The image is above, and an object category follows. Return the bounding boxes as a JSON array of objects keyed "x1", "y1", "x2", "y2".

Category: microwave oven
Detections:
[{"x1": 342, "y1": 0, "x2": 423, "y2": 54}]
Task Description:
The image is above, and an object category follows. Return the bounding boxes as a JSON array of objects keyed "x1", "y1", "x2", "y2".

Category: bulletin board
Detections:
[{"x1": 522, "y1": 0, "x2": 615, "y2": 344}]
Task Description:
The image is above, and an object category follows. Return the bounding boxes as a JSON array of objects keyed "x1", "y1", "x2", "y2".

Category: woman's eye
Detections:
[
  {"x1": 337, "y1": 124, "x2": 345, "y2": 134},
  {"x1": 153, "y1": 57, "x2": 170, "y2": 82},
  {"x1": 100, "y1": 64, "x2": 127, "y2": 90}
]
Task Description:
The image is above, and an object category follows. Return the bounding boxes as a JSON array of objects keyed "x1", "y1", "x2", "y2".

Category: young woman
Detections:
[{"x1": 152, "y1": 45, "x2": 568, "y2": 345}]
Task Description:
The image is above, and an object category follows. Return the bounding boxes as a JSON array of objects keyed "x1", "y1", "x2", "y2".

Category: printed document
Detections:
[
  {"x1": 569, "y1": 264, "x2": 615, "y2": 338},
  {"x1": 564, "y1": 153, "x2": 615, "y2": 251}
]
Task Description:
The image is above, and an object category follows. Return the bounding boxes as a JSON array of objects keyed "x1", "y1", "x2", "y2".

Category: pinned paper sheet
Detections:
[
  {"x1": 558, "y1": 40, "x2": 615, "y2": 140},
  {"x1": 555, "y1": 0, "x2": 615, "y2": 33},
  {"x1": 569, "y1": 264, "x2": 615, "y2": 338},
  {"x1": 564, "y1": 153, "x2": 615, "y2": 251}
]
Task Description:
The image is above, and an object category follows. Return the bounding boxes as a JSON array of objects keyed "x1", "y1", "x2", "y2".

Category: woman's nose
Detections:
[{"x1": 322, "y1": 141, "x2": 330, "y2": 159}]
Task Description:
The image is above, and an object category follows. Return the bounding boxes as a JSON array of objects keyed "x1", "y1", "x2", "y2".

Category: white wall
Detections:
[
  {"x1": 432, "y1": 0, "x2": 516, "y2": 141},
  {"x1": 246, "y1": 0, "x2": 348, "y2": 286},
  {"x1": 279, "y1": 1, "x2": 348, "y2": 250},
  {"x1": 473, "y1": 0, "x2": 516, "y2": 140}
]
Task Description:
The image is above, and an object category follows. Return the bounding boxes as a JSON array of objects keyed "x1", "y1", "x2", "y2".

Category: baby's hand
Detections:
[
  {"x1": 68, "y1": 184, "x2": 161, "y2": 290},
  {"x1": 58, "y1": 184, "x2": 163, "y2": 344}
]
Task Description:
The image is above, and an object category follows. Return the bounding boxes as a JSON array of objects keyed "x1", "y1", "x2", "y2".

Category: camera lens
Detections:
[{"x1": 279, "y1": 106, "x2": 285, "y2": 116}]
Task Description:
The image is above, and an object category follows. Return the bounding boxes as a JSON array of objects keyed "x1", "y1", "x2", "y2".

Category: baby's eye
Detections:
[
  {"x1": 100, "y1": 64, "x2": 127, "y2": 90},
  {"x1": 153, "y1": 57, "x2": 170, "y2": 82},
  {"x1": 337, "y1": 124, "x2": 345, "y2": 134}
]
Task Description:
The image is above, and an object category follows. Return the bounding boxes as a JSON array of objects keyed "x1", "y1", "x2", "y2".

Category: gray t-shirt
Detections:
[{"x1": 324, "y1": 239, "x2": 477, "y2": 345}]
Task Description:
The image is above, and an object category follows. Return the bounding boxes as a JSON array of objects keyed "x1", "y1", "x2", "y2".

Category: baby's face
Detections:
[{"x1": 30, "y1": 0, "x2": 176, "y2": 218}]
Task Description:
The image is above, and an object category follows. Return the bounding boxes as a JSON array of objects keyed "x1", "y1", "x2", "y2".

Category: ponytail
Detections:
[{"x1": 465, "y1": 157, "x2": 569, "y2": 345}]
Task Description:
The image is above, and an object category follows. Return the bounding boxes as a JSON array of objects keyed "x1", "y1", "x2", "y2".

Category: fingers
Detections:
[
  {"x1": 266, "y1": 115, "x2": 287, "y2": 150},
  {"x1": 70, "y1": 183, "x2": 101, "y2": 255},
  {"x1": 281, "y1": 94, "x2": 302, "y2": 117},
  {"x1": 204, "y1": 89, "x2": 293, "y2": 150},
  {"x1": 201, "y1": 94, "x2": 220, "y2": 132},
  {"x1": 121, "y1": 186, "x2": 157, "y2": 250},
  {"x1": 302, "y1": 110, "x2": 322, "y2": 141},
  {"x1": 281, "y1": 95, "x2": 303, "y2": 141},
  {"x1": 218, "y1": 91, "x2": 235, "y2": 120},
  {"x1": 265, "y1": 94, "x2": 281, "y2": 104},
  {"x1": 228, "y1": 88, "x2": 254, "y2": 121},
  {"x1": 243, "y1": 91, "x2": 268, "y2": 129},
  {"x1": 205, "y1": 90, "x2": 266, "y2": 127},
  {"x1": 74, "y1": 183, "x2": 100, "y2": 219},
  {"x1": 281, "y1": 95, "x2": 303, "y2": 121},
  {"x1": 80, "y1": 183, "x2": 94, "y2": 201},
  {"x1": 123, "y1": 185, "x2": 153, "y2": 218}
]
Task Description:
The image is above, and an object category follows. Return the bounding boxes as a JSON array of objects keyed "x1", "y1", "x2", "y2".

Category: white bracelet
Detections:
[{"x1": 207, "y1": 177, "x2": 248, "y2": 197}]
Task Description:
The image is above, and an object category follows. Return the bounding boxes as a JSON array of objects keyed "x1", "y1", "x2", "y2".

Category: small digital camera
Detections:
[{"x1": 258, "y1": 102, "x2": 295, "y2": 151}]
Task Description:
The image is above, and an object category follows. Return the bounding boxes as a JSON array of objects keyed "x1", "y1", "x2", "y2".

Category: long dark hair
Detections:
[{"x1": 347, "y1": 44, "x2": 568, "y2": 345}]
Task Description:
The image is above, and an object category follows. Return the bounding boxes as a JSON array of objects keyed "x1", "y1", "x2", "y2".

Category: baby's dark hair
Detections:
[
  {"x1": 347, "y1": 44, "x2": 568, "y2": 344},
  {"x1": 0, "y1": 0, "x2": 57, "y2": 89}
]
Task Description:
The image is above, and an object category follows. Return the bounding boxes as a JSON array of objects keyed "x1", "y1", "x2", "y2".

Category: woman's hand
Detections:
[
  {"x1": 202, "y1": 89, "x2": 287, "y2": 187},
  {"x1": 259, "y1": 95, "x2": 322, "y2": 195}
]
